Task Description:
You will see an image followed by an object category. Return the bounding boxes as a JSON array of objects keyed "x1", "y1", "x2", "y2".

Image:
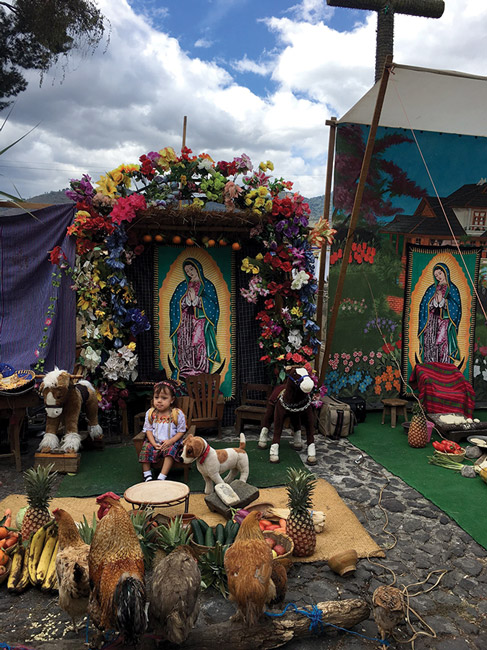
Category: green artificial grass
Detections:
[
  {"x1": 56, "y1": 439, "x2": 307, "y2": 498},
  {"x1": 350, "y1": 411, "x2": 487, "y2": 550}
]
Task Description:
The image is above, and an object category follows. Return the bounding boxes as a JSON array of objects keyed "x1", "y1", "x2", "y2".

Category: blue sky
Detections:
[{"x1": 1, "y1": 0, "x2": 486, "y2": 201}]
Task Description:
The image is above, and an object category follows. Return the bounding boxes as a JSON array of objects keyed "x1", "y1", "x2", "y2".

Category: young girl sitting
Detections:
[{"x1": 138, "y1": 380, "x2": 186, "y2": 482}]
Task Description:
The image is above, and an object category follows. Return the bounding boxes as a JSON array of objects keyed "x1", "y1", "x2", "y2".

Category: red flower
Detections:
[
  {"x1": 49, "y1": 246, "x2": 67, "y2": 266},
  {"x1": 260, "y1": 355, "x2": 271, "y2": 363},
  {"x1": 381, "y1": 342, "x2": 395, "y2": 354},
  {"x1": 280, "y1": 261, "x2": 292, "y2": 273}
]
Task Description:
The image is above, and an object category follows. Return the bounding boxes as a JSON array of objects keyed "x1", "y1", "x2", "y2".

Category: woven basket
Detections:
[
  {"x1": 0, "y1": 556, "x2": 12, "y2": 586},
  {"x1": 434, "y1": 449, "x2": 466, "y2": 462},
  {"x1": 263, "y1": 530, "x2": 294, "y2": 560}
]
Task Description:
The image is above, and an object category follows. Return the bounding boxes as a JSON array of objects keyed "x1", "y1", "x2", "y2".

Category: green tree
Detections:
[{"x1": 0, "y1": 0, "x2": 106, "y2": 110}]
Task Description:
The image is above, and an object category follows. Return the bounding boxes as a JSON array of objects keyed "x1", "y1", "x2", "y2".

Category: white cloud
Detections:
[
  {"x1": 194, "y1": 38, "x2": 214, "y2": 48},
  {"x1": 1, "y1": 0, "x2": 487, "y2": 201}
]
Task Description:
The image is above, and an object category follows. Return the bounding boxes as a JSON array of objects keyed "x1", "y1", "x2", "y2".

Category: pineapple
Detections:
[
  {"x1": 408, "y1": 402, "x2": 428, "y2": 448},
  {"x1": 285, "y1": 468, "x2": 317, "y2": 557},
  {"x1": 21, "y1": 464, "x2": 57, "y2": 539}
]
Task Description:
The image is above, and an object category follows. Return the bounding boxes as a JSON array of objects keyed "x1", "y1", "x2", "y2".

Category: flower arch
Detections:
[{"x1": 48, "y1": 146, "x2": 334, "y2": 408}]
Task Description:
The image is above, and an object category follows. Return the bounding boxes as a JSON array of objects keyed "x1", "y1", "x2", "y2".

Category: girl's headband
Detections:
[{"x1": 154, "y1": 380, "x2": 175, "y2": 392}]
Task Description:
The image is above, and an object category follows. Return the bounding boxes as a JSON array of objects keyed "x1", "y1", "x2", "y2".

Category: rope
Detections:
[
  {"x1": 387, "y1": 67, "x2": 487, "y2": 322},
  {"x1": 264, "y1": 602, "x2": 390, "y2": 646}
]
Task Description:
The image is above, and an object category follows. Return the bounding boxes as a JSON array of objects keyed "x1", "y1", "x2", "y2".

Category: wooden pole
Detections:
[
  {"x1": 182, "y1": 115, "x2": 188, "y2": 150},
  {"x1": 318, "y1": 56, "x2": 393, "y2": 384},
  {"x1": 315, "y1": 117, "x2": 337, "y2": 371}
]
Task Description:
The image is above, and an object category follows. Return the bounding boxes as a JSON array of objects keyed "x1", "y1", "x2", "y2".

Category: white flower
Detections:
[
  {"x1": 288, "y1": 329, "x2": 303, "y2": 349},
  {"x1": 81, "y1": 345, "x2": 102, "y2": 371},
  {"x1": 198, "y1": 158, "x2": 214, "y2": 173},
  {"x1": 291, "y1": 269, "x2": 309, "y2": 290}
]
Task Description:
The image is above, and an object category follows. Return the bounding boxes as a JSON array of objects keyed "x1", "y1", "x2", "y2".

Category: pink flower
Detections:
[
  {"x1": 369, "y1": 351, "x2": 375, "y2": 358},
  {"x1": 45, "y1": 318, "x2": 52, "y2": 326},
  {"x1": 363, "y1": 356, "x2": 368, "y2": 362},
  {"x1": 348, "y1": 360, "x2": 353, "y2": 367},
  {"x1": 345, "y1": 367, "x2": 350, "y2": 373},
  {"x1": 369, "y1": 359, "x2": 374, "y2": 365},
  {"x1": 111, "y1": 194, "x2": 147, "y2": 225},
  {"x1": 377, "y1": 352, "x2": 383, "y2": 358},
  {"x1": 34, "y1": 349, "x2": 39, "y2": 357}
]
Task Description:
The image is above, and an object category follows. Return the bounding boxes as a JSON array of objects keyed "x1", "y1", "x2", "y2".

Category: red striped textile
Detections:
[{"x1": 409, "y1": 362, "x2": 475, "y2": 418}]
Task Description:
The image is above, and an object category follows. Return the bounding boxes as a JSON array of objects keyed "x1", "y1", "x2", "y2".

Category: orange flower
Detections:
[
  {"x1": 385, "y1": 381, "x2": 392, "y2": 391},
  {"x1": 393, "y1": 380, "x2": 401, "y2": 391},
  {"x1": 394, "y1": 369, "x2": 400, "y2": 378},
  {"x1": 375, "y1": 375, "x2": 382, "y2": 384},
  {"x1": 374, "y1": 385, "x2": 381, "y2": 395}
]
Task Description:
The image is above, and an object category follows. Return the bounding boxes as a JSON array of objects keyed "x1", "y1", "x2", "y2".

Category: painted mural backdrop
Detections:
[
  {"x1": 155, "y1": 246, "x2": 234, "y2": 398},
  {"x1": 326, "y1": 123, "x2": 487, "y2": 404}
]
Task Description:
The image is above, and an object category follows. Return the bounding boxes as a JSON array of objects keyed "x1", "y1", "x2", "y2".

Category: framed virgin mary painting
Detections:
[
  {"x1": 402, "y1": 245, "x2": 480, "y2": 385},
  {"x1": 155, "y1": 246, "x2": 235, "y2": 398}
]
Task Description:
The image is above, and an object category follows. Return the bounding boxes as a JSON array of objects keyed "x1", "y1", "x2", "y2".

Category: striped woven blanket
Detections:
[{"x1": 409, "y1": 362, "x2": 475, "y2": 418}]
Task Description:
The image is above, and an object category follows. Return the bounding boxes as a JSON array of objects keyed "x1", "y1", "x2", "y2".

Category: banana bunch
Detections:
[{"x1": 7, "y1": 522, "x2": 59, "y2": 594}]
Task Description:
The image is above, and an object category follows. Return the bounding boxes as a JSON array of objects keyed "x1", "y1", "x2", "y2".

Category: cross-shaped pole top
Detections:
[{"x1": 327, "y1": 0, "x2": 445, "y2": 81}]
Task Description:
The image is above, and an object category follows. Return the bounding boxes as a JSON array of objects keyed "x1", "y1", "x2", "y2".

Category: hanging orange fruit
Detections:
[
  {"x1": 186, "y1": 238, "x2": 195, "y2": 246},
  {"x1": 172, "y1": 235, "x2": 182, "y2": 244},
  {"x1": 231, "y1": 242, "x2": 241, "y2": 251},
  {"x1": 207, "y1": 239, "x2": 216, "y2": 247},
  {"x1": 218, "y1": 238, "x2": 227, "y2": 246},
  {"x1": 154, "y1": 234, "x2": 164, "y2": 243},
  {"x1": 142, "y1": 234, "x2": 153, "y2": 243}
]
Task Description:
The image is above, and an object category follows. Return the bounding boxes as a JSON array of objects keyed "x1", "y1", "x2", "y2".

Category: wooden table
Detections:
[
  {"x1": 124, "y1": 480, "x2": 190, "y2": 513},
  {"x1": 381, "y1": 397, "x2": 408, "y2": 428},
  {"x1": 0, "y1": 390, "x2": 41, "y2": 471}
]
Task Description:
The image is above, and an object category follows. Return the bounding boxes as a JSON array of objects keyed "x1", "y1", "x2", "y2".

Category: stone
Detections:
[{"x1": 204, "y1": 479, "x2": 259, "y2": 517}]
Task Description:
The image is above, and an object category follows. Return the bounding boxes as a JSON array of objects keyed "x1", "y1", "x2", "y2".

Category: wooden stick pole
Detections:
[
  {"x1": 318, "y1": 56, "x2": 393, "y2": 384},
  {"x1": 315, "y1": 117, "x2": 337, "y2": 371},
  {"x1": 182, "y1": 115, "x2": 188, "y2": 150}
]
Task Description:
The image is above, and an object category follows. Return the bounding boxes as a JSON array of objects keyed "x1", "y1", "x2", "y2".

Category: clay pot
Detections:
[{"x1": 327, "y1": 549, "x2": 358, "y2": 576}]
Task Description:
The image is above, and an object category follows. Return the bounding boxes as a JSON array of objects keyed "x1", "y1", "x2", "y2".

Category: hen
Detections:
[
  {"x1": 372, "y1": 585, "x2": 406, "y2": 648},
  {"x1": 88, "y1": 493, "x2": 147, "y2": 649},
  {"x1": 224, "y1": 511, "x2": 276, "y2": 626},
  {"x1": 52, "y1": 508, "x2": 90, "y2": 633},
  {"x1": 149, "y1": 544, "x2": 201, "y2": 644}
]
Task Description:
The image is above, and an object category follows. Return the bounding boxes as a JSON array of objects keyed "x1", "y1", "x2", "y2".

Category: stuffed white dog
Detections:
[{"x1": 180, "y1": 433, "x2": 249, "y2": 495}]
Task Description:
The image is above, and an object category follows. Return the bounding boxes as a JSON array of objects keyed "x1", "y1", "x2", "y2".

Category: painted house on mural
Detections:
[{"x1": 326, "y1": 64, "x2": 487, "y2": 405}]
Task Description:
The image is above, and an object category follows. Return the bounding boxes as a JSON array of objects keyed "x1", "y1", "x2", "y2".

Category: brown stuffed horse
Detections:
[{"x1": 258, "y1": 366, "x2": 316, "y2": 465}]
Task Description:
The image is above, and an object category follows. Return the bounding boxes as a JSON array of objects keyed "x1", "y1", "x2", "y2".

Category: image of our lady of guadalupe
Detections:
[
  {"x1": 418, "y1": 262, "x2": 462, "y2": 364},
  {"x1": 169, "y1": 257, "x2": 221, "y2": 380}
]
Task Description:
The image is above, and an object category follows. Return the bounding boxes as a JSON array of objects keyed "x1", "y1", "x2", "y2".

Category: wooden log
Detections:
[{"x1": 181, "y1": 598, "x2": 369, "y2": 650}]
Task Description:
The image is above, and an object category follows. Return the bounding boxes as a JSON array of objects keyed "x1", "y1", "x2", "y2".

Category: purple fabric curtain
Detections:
[{"x1": 0, "y1": 203, "x2": 76, "y2": 372}]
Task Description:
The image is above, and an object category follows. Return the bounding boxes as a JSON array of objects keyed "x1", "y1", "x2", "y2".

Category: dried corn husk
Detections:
[{"x1": 268, "y1": 507, "x2": 326, "y2": 533}]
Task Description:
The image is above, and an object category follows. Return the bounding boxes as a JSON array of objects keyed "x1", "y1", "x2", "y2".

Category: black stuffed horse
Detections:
[{"x1": 258, "y1": 366, "x2": 316, "y2": 465}]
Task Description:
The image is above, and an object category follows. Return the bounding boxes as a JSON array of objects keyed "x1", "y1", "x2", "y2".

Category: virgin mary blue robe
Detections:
[
  {"x1": 418, "y1": 262, "x2": 461, "y2": 363},
  {"x1": 169, "y1": 257, "x2": 220, "y2": 379}
]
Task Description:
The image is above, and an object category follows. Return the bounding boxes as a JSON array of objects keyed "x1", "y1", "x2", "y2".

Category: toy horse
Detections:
[{"x1": 258, "y1": 366, "x2": 316, "y2": 465}]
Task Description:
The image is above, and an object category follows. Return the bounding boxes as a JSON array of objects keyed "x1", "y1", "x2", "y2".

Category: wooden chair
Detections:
[
  {"x1": 185, "y1": 373, "x2": 225, "y2": 439},
  {"x1": 234, "y1": 383, "x2": 272, "y2": 433},
  {"x1": 133, "y1": 395, "x2": 195, "y2": 482}
]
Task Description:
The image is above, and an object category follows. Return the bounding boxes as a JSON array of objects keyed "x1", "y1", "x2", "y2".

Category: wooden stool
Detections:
[{"x1": 381, "y1": 398, "x2": 408, "y2": 428}]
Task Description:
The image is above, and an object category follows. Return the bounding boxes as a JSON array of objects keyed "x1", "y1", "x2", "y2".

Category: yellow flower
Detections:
[
  {"x1": 265, "y1": 200, "x2": 273, "y2": 212},
  {"x1": 241, "y1": 258, "x2": 251, "y2": 272},
  {"x1": 95, "y1": 309, "x2": 105, "y2": 319},
  {"x1": 128, "y1": 342, "x2": 136, "y2": 351},
  {"x1": 259, "y1": 161, "x2": 266, "y2": 171},
  {"x1": 96, "y1": 174, "x2": 118, "y2": 198},
  {"x1": 256, "y1": 253, "x2": 263, "y2": 261},
  {"x1": 109, "y1": 169, "x2": 125, "y2": 185},
  {"x1": 251, "y1": 265, "x2": 260, "y2": 274},
  {"x1": 245, "y1": 197, "x2": 252, "y2": 206},
  {"x1": 77, "y1": 295, "x2": 92, "y2": 311},
  {"x1": 291, "y1": 306, "x2": 303, "y2": 317},
  {"x1": 75, "y1": 210, "x2": 91, "y2": 219},
  {"x1": 158, "y1": 146, "x2": 178, "y2": 170},
  {"x1": 254, "y1": 197, "x2": 265, "y2": 208},
  {"x1": 257, "y1": 186, "x2": 268, "y2": 197},
  {"x1": 266, "y1": 160, "x2": 274, "y2": 171},
  {"x1": 192, "y1": 198, "x2": 204, "y2": 208},
  {"x1": 180, "y1": 175, "x2": 187, "y2": 186}
]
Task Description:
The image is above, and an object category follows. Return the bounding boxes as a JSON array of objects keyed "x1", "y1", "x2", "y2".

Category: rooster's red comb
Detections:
[{"x1": 95, "y1": 491, "x2": 120, "y2": 504}]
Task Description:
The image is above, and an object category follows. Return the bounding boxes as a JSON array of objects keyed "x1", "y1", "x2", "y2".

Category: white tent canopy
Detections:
[{"x1": 339, "y1": 63, "x2": 487, "y2": 138}]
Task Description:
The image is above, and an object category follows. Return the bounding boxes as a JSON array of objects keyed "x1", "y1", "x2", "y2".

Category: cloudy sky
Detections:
[{"x1": 1, "y1": 0, "x2": 487, "y2": 200}]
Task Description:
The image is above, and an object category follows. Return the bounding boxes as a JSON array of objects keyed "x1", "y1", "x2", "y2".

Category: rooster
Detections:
[
  {"x1": 88, "y1": 493, "x2": 147, "y2": 648},
  {"x1": 224, "y1": 511, "x2": 276, "y2": 626},
  {"x1": 149, "y1": 544, "x2": 201, "y2": 644},
  {"x1": 52, "y1": 508, "x2": 90, "y2": 633}
]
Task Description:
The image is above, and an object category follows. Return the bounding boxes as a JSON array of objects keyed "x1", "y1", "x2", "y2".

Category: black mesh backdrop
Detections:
[{"x1": 127, "y1": 243, "x2": 273, "y2": 426}]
